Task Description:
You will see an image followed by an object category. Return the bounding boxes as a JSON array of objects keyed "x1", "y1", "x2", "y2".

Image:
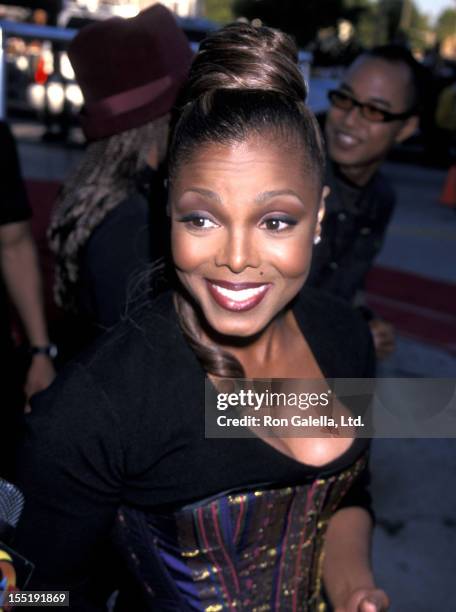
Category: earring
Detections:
[{"x1": 313, "y1": 235, "x2": 321, "y2": 245}]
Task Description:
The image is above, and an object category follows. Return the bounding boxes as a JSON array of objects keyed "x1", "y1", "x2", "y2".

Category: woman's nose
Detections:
[{"x1": 215, "y1": 227, "x2": 259, "y2": 273}]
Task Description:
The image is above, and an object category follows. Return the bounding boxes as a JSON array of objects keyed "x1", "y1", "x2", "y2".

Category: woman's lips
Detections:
[{"x1": 205, "y1": 279, "x2": 272, "y2": 312}]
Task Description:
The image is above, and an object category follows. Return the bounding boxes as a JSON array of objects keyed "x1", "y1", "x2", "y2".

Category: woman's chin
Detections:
[{"x1": 203, "y1": 313, "x2": 268, "y2": 342}]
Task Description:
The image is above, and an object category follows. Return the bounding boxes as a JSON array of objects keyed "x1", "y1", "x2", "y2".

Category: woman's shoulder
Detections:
[
  {"x1": 77, "y1": 291, "x2": 185, "y2": 372},
  {"x1": 27, "y1": 291, "x2": 196, "y2": 468},
  {"x1": 28, "y1": 291, "x2": 198, "y2": 457},
  {"x1": 46, "y1": 291, "x2": 189, "y2": 409}
]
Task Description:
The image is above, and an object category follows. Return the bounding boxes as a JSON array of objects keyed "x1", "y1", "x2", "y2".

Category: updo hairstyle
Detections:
[
  {"x1": 169, "y1": 22, "x2": 326, "y2": 378},
  {"x1": 169, "y1": 22, "x2": 325, "y2": 184}
]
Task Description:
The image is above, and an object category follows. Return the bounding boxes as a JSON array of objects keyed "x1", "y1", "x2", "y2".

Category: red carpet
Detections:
[
  {"x1": 25, "y1": 180, "x2": 456, "y2": 354},
  {"x1": 366, "y1": 266, "x2": 456, "y2": 353}
]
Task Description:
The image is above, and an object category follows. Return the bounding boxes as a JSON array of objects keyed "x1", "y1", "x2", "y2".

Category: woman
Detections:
[
  {"x1": 48, "y1": 5, "x2": 192, "y2": 330},
  {"x1": 14, "y1": 23, "x2": 389, "y2": 612}
]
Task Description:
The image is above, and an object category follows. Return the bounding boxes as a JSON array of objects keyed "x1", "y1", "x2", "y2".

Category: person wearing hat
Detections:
[{"x1": 48, "y1": 4, "x2": 192, "y2": 334}]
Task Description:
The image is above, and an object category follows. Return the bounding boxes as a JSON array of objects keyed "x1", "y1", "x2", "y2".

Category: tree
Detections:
[
  {"x1": 348, "y1": 0, "x2": 430, "y2": 49},
  {"x1": 231, "y1": 0, "x2": 430, "y2": 50},
  {"x1": 436, "y1": 8, "x2": 456, "y2": 43},
  {"x1": 204, "y1": 0, "x2": 234, "y2": 24},
  {"x1": 344, "y1": 0, "x2": 379, "y2": 48},
  {"x1": 232, "y1": 0, "x2": 348, "y2": 47}
]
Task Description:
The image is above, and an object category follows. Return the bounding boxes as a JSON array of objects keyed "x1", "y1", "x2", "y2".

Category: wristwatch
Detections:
[{"x1": 30, "y1": 343, "x2": 58, "y2": 360}]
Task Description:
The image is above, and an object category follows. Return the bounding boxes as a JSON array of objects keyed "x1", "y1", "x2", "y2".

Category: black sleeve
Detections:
[
  {"x1": 335, "y1": 325, "x2": 376, "y2": 522},
  {"x1": 12, "y1": 362, "x2": 124, "y2": 605},
  {"x1": 335, "y1": 454, "x2": 375, "y2": 523},
  {"x1": 0, "y1": 121, "x2": 31, "y2": 225}
]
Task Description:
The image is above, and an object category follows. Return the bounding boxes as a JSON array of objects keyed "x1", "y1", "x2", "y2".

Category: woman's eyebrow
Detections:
[
  {"x1": 180, "y1": 188, "x2": 305, "y2": 206},
  {"x1": 255, "y1": 189, "x2": 305, "y2": 205},
  {"x1": 181, "y1": 188, "x2": 222, "y2": 203}
]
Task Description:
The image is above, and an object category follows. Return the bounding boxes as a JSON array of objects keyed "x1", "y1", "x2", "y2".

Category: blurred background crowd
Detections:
[{"x1": 1, "y1": 0, "x2": 456, "y2": 159}]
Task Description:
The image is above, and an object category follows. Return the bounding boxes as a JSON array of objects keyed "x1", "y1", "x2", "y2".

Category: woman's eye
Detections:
[
  {"x1": 181, "y1": 215, "x2": 218, "y2": 229},
  {"x1": 260, "y1": 217, "x2": 297, "y2": 232}
]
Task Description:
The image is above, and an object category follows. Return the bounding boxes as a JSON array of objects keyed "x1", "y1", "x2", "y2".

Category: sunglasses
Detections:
[{"x1": 327, "y1": 89, "x2": 415, "y2": 123}]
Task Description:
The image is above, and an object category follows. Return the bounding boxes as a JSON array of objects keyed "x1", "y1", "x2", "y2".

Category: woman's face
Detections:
[{"x1": 170, "y1": 137, "x2": 326, "y2": 338}]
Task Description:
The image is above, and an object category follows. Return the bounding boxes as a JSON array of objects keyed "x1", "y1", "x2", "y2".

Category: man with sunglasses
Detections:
[{"x1": 308, "y1": 45, "x2": 421, "y2": 360}]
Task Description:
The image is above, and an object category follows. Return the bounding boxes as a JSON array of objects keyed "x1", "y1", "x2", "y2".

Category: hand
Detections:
[
  {"x1": 24, "y1": 354, "x2": 56, "y2": 412},
  {"x1": 369, "y1": 319, "x2": 395, "y2": 360},
  {"x1": 334, "y1": 587, "x2": 390, "y2": 612}
]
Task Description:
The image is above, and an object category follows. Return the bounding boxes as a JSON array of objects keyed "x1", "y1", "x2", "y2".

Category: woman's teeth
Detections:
[{"x1": 211, "y1": 284, "x2": 269, "y2": 302}]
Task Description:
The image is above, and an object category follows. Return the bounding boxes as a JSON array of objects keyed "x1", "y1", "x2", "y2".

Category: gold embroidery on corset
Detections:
[
  {"x1": 166, "y1": 453, "x2": 370, "y2": 612},
  {"x1": 181, "y1": 549, "x2": 200, "y2": 558},
  {"x1": 194, "y1": 568, "x2": 211, "y2": 581},
  {"x1": 228, "y1": 494, "x2": 246, "y2": 504}
]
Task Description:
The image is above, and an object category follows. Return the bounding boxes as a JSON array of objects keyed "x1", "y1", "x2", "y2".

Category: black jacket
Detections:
[{"x1": 308, "y1": 161, "x2": 395, "y2": 302}]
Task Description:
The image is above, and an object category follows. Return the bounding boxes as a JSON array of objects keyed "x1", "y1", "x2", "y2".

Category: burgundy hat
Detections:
[{"x1": 69, "y1": 4, "x2": 193, "y2": 141}]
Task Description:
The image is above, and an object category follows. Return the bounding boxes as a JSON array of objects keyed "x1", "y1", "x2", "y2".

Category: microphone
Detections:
[
  {"x1": 0, "y1": 479, "x2": 34, "y2": 609},
  {"x1": 0, "y1": 479, "x2": 24, "y2": 544}
]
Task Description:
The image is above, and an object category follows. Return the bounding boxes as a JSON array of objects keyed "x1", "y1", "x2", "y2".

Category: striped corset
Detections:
[{"x1": 115, "y1": 453, "x2": 367, "y2": 612}]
